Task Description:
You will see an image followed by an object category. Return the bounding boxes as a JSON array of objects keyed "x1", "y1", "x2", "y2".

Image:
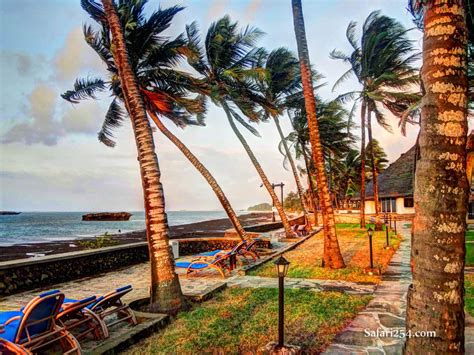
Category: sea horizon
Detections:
[{"x1": 0, "y1": 210, "x2": 254, "y2": 247}]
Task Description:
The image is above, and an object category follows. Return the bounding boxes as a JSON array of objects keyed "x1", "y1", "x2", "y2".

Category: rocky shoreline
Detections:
[{"x1": 0, "y1": 212, "x2": 273, "y2": 262}]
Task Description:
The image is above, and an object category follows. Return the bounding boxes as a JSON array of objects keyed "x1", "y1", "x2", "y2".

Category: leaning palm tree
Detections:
[
  {"x1": 284, "y1": 97, "x2": 355, "y2": 220},
  {"x1": 404, "y1": 1, "x2": 469, "y2": 353},
  {"x1": 292, "y1": 0, "x2": 346, "y2": 269},
  {"x1": 64, "y1": 2, "x2": 250, "y2": 241},
  {"x1": 183, "y1": 17, "x2": 295, "y2": 238},
  {"x1": 256, "y1": 48, "x2": 312, "y2": 228},
  {"x1": 74, "y1": 0, "x2": 184, "y2": 313},
  {"x1": 331, "y1": 11, "x2": 420, "y2": 229}
]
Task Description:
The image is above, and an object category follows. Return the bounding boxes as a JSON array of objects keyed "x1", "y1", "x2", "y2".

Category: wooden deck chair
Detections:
[
  {"x1": 176, "y1": 252, "x2": 234, "y2": 278},
  {"x1": 57, "y1": 295, "x2": 109, "y2": 341},
  {"x1": 0, "y1": 290, "x2": 80, "y2": 354},
  {"x1": 237, "y1": 238, "x2": 261, "y2": 262},
  {"x1": 0, "y1": 337, "x2": 31, "y2": 355},
  {"x1": 196, "y1": 239, "x2": 248, "y2": 258},
  {"x1": 63, "y1": 285, "x2": 137, "y2": 336}
]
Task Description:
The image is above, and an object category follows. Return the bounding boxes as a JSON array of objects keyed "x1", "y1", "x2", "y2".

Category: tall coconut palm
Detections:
[
  {"x1": 284, "y1": 97, "x2": 355, "y2": 216},
  {"x1": 291, "y1": 0, "x2": 345, "y2": 269},
  {"x1": 404, "y1": 1, "x2": 469, "y2": 353},
  {"x1": 64, "y1": 2, "x2": 249, "y2": 241},
  {"x1": 79, "y1": 0, "x2": 184, "y2": 313},
  {"x1": 256, "y1": 48, "x2": 311, "y2": 228},
  {"x1": 331, "y1": 11, "x2": 420, "y2": 229},
  {"x1": 183, "y1": 17, "x2": 295, "y2": 238}
]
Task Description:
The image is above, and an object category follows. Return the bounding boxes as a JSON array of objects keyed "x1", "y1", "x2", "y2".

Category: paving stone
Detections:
[{"x1": 378, "y1": 314, "x2": 405, "y2": 328}]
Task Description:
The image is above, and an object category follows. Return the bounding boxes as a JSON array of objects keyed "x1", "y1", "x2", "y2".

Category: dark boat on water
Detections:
[
  {"x1": 0, "y1": 211, "x2": 21, "y2": 215},
  {"x1": 82, "y1": 212, "x2": 132, "y2": 221}
]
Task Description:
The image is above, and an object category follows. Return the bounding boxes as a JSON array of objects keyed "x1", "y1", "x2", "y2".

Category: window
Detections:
[
  {"x1": 380, "y1": 198, "x2": 397, "y2": 213},
  {"x1": 404, "y1": 197, "x2": 414, "y2": 208}
]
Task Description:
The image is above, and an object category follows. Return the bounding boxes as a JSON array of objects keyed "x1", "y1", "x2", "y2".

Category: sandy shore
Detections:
[{"x1": 0, "y1": 212, "x2": 274, "y2": 262}]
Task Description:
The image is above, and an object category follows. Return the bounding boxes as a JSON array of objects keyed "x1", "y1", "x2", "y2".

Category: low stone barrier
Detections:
[{"x1": 0, "y1": 238, "x2": 270, "y2": 296}]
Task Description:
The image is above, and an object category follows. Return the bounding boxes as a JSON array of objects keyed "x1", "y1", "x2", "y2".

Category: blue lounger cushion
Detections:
[
  {"x1": 63, "y1": 285, "x2": 132, "y2": 308},
  {"x1": 175, "y1": 261, "x2": 210, "y2": 270},
  {"x1": 198, "y1": 250, "x2": 222, "y2": 257},
  {"x1": 0, "y1": 310, "x2": 22, "y2": 324},
  {"x1": 1, "y1": 318, "x2": 20, "y2": 342}
]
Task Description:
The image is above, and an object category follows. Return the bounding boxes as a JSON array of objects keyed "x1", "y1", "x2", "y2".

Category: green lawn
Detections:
[
  {"x1": 249, "y1": 224, "x2": 401, "y2": 284},
  {"x1": 467, "y1": 244, "x2": 474, "y2": 266},
  {"x1": 129, "y1": 288, "x2": 371, "y2": 354},
  {"x1": 466, "y1": 230, "x2": 474, "y2": 242},
  {"x1": 466, "y1": 274, "x2": 474, "y2": 317}
]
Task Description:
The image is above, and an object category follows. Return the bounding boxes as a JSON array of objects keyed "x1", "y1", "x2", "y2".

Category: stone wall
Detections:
[{"x1": 0, "y1": 238, "x2": 270, "y2": 296}]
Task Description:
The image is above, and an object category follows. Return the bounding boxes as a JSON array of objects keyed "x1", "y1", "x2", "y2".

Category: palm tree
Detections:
[
  {"x1": 256, "y1": 48, "x2": 312, "y2": 228},
  {"x1": 364, "y1": 139, "x2": 388, "y2": 182},
  {"x1": 331, "y1": 11, "x2": 420, "y2": 229},
  {"x1": 284, "y1": 97, "x2": 355, "y2": 218},
  {"x1": 64, "y1": 2, "x2": 250, "y2": 241},
  {"x1": 404, "y1": 1, "x2": 469, "y2": 353},
  {"x1": 183, "y1": 17, "x2": 295, "y2": 238},
  {"x1": 79, "y1": 0, "x2": 184, "y2": 313},
  {"x1": 332, "y1": 149, "x2": 361, "y2": 209},
  {"x1": 291, "y1": 0, "x2": 345, "y2": 269}
]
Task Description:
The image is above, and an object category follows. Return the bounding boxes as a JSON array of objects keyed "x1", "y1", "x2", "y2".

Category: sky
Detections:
[{"x1": 0, "y1": 0, "x2": 421, "y2": 212}]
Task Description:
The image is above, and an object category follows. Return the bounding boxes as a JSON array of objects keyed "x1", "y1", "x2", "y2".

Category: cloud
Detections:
[
  {"x1": 206, "y1": 0, "x2": 230, "y2": 20},
  {"x1": 243, "y1": 0, "x2": 262, "y2": 23},
  {"x1": 54, "y1": 27, "x2": 104, "y2": 82},
  {"x1": 1, "y1": 83, "x2": 103, "y2": 146}
]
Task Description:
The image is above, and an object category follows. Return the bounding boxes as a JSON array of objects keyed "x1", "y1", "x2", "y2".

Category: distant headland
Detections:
[
  {"x1": 0, "y1": 211, "x2": 21, "y2": 215},
  {"x1": 247, "y1": 203, "x2": 272, "y2": 212}
]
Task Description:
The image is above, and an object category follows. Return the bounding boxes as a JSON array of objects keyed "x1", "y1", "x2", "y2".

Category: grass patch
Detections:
[
  {"x1": 129, "y1": 288, "x2": 371, "y2": 354},
  {"x1": 466, "y1": 230, "x2": 474, "y2": 242},
  {"x1": 249, "y1": 225, "x2": 401, "y2": 284},
  {"x1": 466, "y1": 243, "x2": 474, "y2": 267},
  {"x1": 466, "y1": 274, "x2": 474, "y2": 317},
  {"x1": 77, "y1": 232, "x2": 118, "y2": 249}
]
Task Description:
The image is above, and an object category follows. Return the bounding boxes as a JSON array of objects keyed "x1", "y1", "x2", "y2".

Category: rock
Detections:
[{"x1": 82, "y1": 212, "x2": 132, "y2": 221}]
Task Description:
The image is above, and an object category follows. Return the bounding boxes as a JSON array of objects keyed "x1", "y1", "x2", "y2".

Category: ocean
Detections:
[{"x1": 0, "y1": 211, "x2": 243, "y2": 246}]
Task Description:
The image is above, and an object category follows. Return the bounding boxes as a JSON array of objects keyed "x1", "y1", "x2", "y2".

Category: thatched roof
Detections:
[{"x1": 364, "y1": 145, "x2": 417, "y2": 199}]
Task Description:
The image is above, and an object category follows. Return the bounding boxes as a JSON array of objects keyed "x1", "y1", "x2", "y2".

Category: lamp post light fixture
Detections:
[
  {"x1": 367, "y1": 227, "x2": 374, "y2": 269},
  {"x1": 274, "y1": 255, "x2": 290, "y2": 349}
]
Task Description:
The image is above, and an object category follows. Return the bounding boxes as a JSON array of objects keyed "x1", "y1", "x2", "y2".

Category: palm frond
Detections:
[
  {"x1": 98, "y1": 99, "x2": 126, "y2": 147},
  {"x1": 228, "y1": 107, "x2": 261, "y2": 137},
  {"x1": 61, "y1": 77, "x2": 106, "y2": 103},
  {"x1": 81, "y1": 0, "x2": 107, "y2": 25}
]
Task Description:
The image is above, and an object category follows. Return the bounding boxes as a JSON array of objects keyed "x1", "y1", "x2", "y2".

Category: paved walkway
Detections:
[{"x1": 323, "y1": 222, "x2": 474, "y2": 354}]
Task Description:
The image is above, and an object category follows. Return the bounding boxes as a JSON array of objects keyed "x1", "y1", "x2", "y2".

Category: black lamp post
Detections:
[
  {"x1": 394, "y1": 217, "x2": 397, "y2": 234},
  {"x1": 385, "y1": 222, "x2": 390, "y2": 248},
  {"x1": 275, "y1": 255, "x2": 290, "y2": 349},
  {"x1": 367, "y1": 227, "x2": 374, "y2": 269}
]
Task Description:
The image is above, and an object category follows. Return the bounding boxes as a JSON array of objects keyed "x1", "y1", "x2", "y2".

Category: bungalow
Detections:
[{"x1": 358, "y1": 145, "x2": 417, "y2": 216}]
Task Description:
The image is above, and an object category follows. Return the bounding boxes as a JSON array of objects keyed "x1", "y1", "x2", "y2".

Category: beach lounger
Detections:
[
  {"x1": 176, "y1": 252, "x2": 234, "y2": 278},
  {"x1": 197, "y1": 238, "x2": 260, "y2": 264},
  {"x1": 0, "y1": 290, "x2": 81, "y2": 354},
  {"x1": 0, "y1": 337, "x2": 31, "y2": 355},
  {"x1": 57, "y1": 295, "x2": 108, "y2": 341},
  {"x1": 63, "y1": 285, "x2": 137, "y2": 336}
]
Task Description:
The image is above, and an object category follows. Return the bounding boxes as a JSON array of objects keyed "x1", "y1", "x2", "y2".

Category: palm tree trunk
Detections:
[
  {"x1": 360, "y1": 101, "x2": 367, "y2": 229},
  {"x1": 405, "y1": 1, "x2": 468, "y2": 353},
  {"x1": 222, "y1": 102, "x2": 294, "y2": 238},
  {"x1": 273, "y1": 116, "x2": 311, "y2": 227},
  {"x1": 148, "y1": 110, "x2": 248, "y2": 241},
  {"x1": 301, "y1": 141, "x2": 319, "y2": 225},
  {"x1": 367, "y1": 108, "x2": 382, "y2": 231},
  {"x1": 101, "y1": 0, "x2": 184, "y2": 314},
  {"x1": 291, "y1": 0, "x2": 345, "y2": 269}
]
